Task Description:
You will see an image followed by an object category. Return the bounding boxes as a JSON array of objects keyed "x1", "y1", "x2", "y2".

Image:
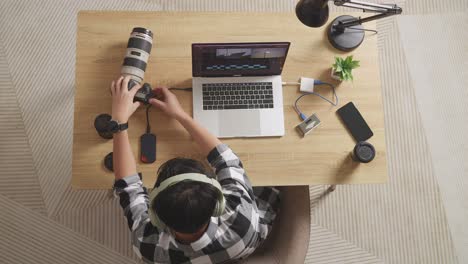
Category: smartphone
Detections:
[{"x1": 336, "y1": 102, "x2": 373, "y2": 142}]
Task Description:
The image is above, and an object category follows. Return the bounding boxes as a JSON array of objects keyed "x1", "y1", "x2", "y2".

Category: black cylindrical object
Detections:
[
  {"x1": 94, "y1": 114, "x2": 113, "y2": 139},
  {"x1": 350, "y1": 141, "x2": 375, "y2": 163},
  {"x1": 104, "y1": 152, "x2": 113, "y2": 172}
]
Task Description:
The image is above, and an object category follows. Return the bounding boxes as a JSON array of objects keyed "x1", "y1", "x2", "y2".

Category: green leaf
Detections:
[
  {"x1": 345, "y1": 55, "x2": 353, "y2": 65},
  {"x1": 337, "y1": 57, "x2": 344, "y2": 66},
  {"x1": 350, "y1": 60, "x2": 360, "y2": 69},
  {"x1": 345, "y1": 71, "x2": 352, "y2": 81},
  {"x1": 342, "y1": 72, "x2": 348, "y2": 81},
  {"x1": 335, "y1": 64, "x2": 343, "y2": 72}
]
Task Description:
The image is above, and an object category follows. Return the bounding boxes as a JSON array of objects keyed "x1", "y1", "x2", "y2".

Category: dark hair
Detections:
[{"x1": 152, "y1": 158, "x2": 218, "y2": 234}]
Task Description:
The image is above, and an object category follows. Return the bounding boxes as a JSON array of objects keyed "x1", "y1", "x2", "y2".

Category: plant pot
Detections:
[{"x1": 330, "y1": 68, "x2": 342, "y2": 81}]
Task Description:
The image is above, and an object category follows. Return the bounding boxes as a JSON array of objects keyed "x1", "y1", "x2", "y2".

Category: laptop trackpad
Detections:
[{"x1": 219, "y1": 111, "x2": 261, "y2": 137}]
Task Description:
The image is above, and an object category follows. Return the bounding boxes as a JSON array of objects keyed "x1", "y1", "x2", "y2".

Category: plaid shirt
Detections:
[{"x1": 114, "y1": 144, "x2": 281, "y2": 264}]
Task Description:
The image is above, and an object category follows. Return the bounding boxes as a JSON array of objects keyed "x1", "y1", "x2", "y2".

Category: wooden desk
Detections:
[{"x1": 73, "y1": 11, "x2": 387, "y2": 189}]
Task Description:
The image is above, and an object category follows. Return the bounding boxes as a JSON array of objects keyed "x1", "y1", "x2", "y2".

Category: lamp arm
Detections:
[
  {"x1": 335, "y1": 0, "x2": 400, "y2": 12},
  {"x1": 332, "y1": 0, "x2": 402, "y2": 29}
]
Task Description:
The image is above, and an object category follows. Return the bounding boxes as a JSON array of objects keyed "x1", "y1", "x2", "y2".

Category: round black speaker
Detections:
[{"x1": 351, "y1": 141, "x2": 375, "y2": 163}]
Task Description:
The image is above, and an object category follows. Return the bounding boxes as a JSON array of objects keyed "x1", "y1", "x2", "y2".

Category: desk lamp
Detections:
[{"x1": 296, "y1": 0, "x2": 402, "y2": 51}]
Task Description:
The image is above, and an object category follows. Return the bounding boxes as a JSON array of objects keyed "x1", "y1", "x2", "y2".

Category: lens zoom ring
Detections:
[{"x1": 123, "y1": 57, "x2": 147, "y2": 71}]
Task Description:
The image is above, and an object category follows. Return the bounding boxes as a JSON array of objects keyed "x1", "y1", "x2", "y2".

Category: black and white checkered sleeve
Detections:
[
  {"x1": 114, "y1": 174, "x2": 161, "y2": 263},
  {"x1": 114, "y1": 174, "x2": 150, "y2": 231},
  {"x1": 207, "y1": 144, "x2": 255, "y2": 200}
]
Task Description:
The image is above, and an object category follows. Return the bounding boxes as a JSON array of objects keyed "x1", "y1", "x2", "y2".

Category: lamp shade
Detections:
[{"x1": 295, "y1": 0, "x2": 330, "y2": 27}]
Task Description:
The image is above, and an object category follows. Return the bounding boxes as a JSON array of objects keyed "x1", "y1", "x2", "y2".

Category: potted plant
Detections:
[{"x1": 331, "y1": 55, "x2": 360, "y2": 81}]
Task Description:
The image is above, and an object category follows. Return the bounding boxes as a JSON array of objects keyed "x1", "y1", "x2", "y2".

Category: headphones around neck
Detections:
[{"x1": 148, "y1": 173, "x2": 225, "y2": 230}]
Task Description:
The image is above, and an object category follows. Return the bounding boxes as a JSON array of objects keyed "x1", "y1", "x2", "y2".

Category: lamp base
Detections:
[{"x1": 327, "y1": 15, "x2": 365, "y2": 52}]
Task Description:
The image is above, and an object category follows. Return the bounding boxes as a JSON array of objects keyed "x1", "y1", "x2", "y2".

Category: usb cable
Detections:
[{"x1": 283, "y1": 80, "x2": 338, "y2": 120}]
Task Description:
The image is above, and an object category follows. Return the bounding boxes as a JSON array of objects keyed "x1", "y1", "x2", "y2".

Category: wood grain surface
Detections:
[{"x1": 73, "y1": 11, "x2": 387, "y2": 189}]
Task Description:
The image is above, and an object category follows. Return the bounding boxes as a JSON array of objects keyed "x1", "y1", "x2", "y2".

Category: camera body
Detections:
[
  {"x1": 122, "y1": 27, "x2": 154, "y2": 104},
  {"x1": 129, "y1": 80, "x2": 153, "y2": 104}
]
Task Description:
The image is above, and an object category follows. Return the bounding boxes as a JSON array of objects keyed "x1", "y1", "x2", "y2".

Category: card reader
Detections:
[{"x1": 296, "y1": 113, "x2": 321, "y2": 137}]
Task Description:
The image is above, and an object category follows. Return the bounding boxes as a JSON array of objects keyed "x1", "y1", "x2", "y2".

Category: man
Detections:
[{"x1": 111, "y1": 76, "x2": 280, "y2": 263}]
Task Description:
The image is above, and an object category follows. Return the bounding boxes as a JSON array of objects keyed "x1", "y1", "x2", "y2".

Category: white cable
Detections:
[{"x1": 282, "y1": 82, "x2": 300, "y2": 86}]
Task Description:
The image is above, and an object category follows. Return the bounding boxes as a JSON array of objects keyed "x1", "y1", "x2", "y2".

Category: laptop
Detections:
[{"x1": 192, "y1": 42, "x2": 290, "y2": 138}]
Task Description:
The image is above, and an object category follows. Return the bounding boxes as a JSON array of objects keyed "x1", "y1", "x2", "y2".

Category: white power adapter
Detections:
[{"x1": 299, "y1": 77, "x2": 315, "y2": 93}]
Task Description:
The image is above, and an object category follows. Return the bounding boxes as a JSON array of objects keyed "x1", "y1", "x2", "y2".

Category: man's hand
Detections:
[
  {"x1": 149, "y1": 87, "x2": 188, "y2": 120},
  {"x1": 111, "y1": 76, "x2": 141, "y2": 123},
  {"x1": 149, "y1": 87, "x2": 221, "y2": 156}
]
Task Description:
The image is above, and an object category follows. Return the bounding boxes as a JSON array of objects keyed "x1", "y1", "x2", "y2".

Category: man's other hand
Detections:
[{"x1": 149, "y1": 87, "x2": 188, "y2": 120}]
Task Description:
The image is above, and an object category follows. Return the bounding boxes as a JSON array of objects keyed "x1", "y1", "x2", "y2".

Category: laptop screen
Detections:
[{"x1": 192, "y1": 42, "x2": 290, "y2": 77}]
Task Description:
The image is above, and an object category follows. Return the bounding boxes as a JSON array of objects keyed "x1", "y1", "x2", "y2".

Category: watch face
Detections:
[{"x1": 107, "y1": 120, "x2": 119, "y2": 133}]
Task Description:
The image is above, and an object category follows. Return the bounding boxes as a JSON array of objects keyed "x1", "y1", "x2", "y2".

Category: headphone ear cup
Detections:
[
  {"x1": 212, "y1": 190, "x2": 226, "y2": 217},
  {"x1": 149, "y1": 206, "x2": 166, "y2": 230}
]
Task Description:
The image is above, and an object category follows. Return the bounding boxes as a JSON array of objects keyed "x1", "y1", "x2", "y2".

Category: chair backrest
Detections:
[{"x1": 240, "y1": 186, "x2": 311, "y2": 264}]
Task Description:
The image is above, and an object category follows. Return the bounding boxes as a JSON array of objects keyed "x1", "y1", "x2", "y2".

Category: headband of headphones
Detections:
[{"x1": 148, "y1": 173, "x2": 225, "y2": 230}]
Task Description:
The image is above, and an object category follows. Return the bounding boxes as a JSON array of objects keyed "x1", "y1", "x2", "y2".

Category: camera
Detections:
[{"x1": 121, "y1": 27, "x2": 154, "y2": 104}]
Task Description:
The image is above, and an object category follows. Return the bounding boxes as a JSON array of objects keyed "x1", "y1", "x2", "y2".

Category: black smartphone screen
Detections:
[{"x1": 336, "y1": 102, "x2": 373, "y2": 142}]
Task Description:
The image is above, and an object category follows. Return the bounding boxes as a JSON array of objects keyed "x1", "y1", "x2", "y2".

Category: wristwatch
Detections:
[{"x1": 107, "y1": 119, "x2": 128, "y2": 133}]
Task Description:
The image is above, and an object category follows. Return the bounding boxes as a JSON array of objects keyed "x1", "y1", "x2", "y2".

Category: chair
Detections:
[{"x1": 240, "y1": 186, "x2": 311, "y2": 264}]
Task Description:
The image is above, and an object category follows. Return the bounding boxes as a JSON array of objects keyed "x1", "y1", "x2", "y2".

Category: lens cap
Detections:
[
  {"x1": 94, "y1": 114, "x2": 113, "y2": 139},
  {"x1": 132, "y1": 27, "x2": 153, "y2": 38},
  {"x1": 94, "y1": 114, "x2": 111, "y2": 132},
  {"x1": 104, "y1": 152, "x2": 113, "y2": 172}
]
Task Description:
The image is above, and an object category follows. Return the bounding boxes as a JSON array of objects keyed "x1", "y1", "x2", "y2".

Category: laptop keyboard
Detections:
[{"x1": 202, "y1": 82, "x2": 274, "y2": 110}]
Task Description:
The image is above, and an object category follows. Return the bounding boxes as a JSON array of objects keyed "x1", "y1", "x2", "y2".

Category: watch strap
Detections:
[
  {"x1": 118, "y1": 122, "x2": 129, "y2": 131},
  {"x1": 109, "y1": 119, "x2": 129, "y2": 133}
]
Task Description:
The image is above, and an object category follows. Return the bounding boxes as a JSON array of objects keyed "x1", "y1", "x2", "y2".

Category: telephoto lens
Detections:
[{"x1": 121, "y1": 27, "x2": 153, "y2": 90}]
